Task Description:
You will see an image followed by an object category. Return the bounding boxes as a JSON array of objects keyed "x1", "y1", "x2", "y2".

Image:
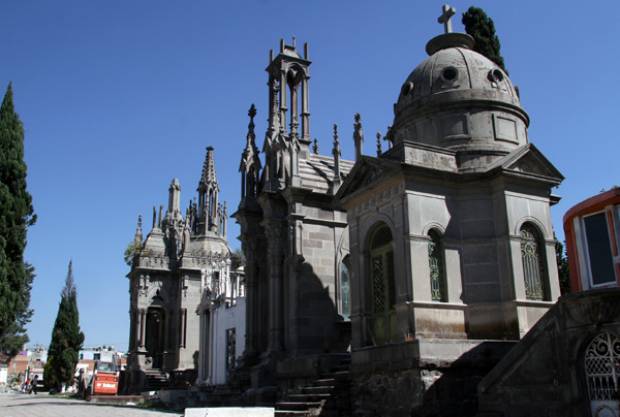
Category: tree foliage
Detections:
[
  {"x1": 44, "y1": 261, "x2": 84, "y2": 391},
  {"x1": 124, "y1": 241, "x2": 140, "y2": 266},
  {"x1": 0, "y1": 264, "x2": 34, "y2": 360},
  {"x1": 462, "y1": 7, "x2": 507, "y2": 73},
  {"x1": 0, "y1": 83, "x2": 36, "y2": 358},
  {"x1": 555, "y1": 238, "x2": 570, "y2": 295}
]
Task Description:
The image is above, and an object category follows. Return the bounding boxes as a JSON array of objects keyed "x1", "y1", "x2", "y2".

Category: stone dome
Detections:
[{"x1": 391, "y1": 33, "x2": 530, "y2": 170}]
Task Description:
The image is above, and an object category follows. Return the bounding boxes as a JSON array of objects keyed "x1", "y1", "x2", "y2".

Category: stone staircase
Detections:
[
  {"x1": 275, "y1": 355, "x2": 351, "y2": 417},
  {"x1": 143, "y1": 369, "x2": 169, "y2": 391}
]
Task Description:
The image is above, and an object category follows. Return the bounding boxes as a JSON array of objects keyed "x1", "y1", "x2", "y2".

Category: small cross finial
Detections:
[{"x1": 437, "y1": 4, "x2": 456, "y2": 34}]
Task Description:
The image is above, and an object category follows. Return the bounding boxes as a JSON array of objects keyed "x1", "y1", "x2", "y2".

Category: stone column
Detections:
[
  {"x1": 266, "y1": 223, "x2": 284, "y2": 353},
  {"x1": 139, "y1": 309, "x2": 146, "y2": 349}
]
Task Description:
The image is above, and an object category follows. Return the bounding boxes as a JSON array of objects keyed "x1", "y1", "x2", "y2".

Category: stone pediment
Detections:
[
  {"x1": 335, "y1": 156, "x2": 399, "y2": 202},
  {"x1": 492, "y1": 144, "x2": 564, "y2": 184}
]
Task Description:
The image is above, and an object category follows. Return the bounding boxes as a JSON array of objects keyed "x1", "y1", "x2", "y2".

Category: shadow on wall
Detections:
[
  {"x1": 296, "y1": 259, "x2": 351, "y2": 353},
  {"x1": 414, "y1": 341, "x2": 515, "y2": 417}
]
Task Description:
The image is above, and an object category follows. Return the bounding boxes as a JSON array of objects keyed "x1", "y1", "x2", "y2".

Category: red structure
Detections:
[{"x1": 563, "y1": 187, "x2": 620, "y2": 292}]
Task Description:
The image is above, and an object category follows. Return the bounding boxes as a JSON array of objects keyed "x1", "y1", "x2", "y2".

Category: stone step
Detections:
[
  {"x1": 287, "y1": 393, "x2": 331, "y2": 402},
  {"x1": 275, "y1": 401, "x2": 323, "y2": 411},
  {"x1": 292, "y1": 385, "x2": 335, "y2": 395},
  {"x1": 313, "y1": 378, "x2": 336, "y2": 386},
  {"x1": 274, "y1": 411, "x2": 310, "y2": 417}
]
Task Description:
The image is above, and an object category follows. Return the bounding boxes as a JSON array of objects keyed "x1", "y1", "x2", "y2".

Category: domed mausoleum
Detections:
[{"x1": 336, "y1": 9, "x2": 564, "y2": 417}]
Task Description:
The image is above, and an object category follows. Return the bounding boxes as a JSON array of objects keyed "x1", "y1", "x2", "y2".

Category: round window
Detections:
[
  {"x1": 488, "y1": 69, "x2": 505, "y2": 83},
  {"x1": 442, "y1": 66, "x2": 458, "y2": 81}
]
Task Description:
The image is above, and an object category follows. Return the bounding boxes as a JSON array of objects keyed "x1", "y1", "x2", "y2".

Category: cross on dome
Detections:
[{"x1": 437, "y1": 4, "x2": 456, "y2": 34}]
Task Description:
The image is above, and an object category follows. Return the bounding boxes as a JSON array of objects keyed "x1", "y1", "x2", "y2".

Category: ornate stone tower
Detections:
[
  {"x1": 125, "y1": 147, "x2": 234, "y2": 393},
  {"x1": 234, "y1": 38, "x2": 355, "y2": 401}
]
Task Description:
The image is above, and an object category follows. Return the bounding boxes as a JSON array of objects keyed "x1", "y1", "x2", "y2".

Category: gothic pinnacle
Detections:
[{"x1": 376, "y1": 132, "x2": 382, "y2": 156}]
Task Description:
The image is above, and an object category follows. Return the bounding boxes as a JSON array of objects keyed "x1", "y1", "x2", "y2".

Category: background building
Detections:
[{"x1": 564, "y1": 187, "x2": 620, "y2": 292}]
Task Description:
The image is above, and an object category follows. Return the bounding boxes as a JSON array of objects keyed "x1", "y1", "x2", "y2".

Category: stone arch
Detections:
[
  {"x1": 514, "y1": 215, "x2": 550, "y2": 240},
  {"x1": 421, "y1": 221, "x2": 447, "y2": 237}
]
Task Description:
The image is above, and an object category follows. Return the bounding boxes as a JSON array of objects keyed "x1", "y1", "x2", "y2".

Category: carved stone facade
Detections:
[
  {"x1": 125, "y1": 148, "x2": 244, "y2": 393},
  {"x1": 234, "y1": 11, "x2": 565, "y2": 416},
  {"x1": 233, "y1": 40, "x2": 354, "y2": 400}
]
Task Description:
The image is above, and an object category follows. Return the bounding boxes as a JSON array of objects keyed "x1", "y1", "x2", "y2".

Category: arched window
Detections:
[
  {"x1": 585, "y1": 332, "x2": 620, "y2": 411},
  {"x1": 339, "y1": 256, "x2": 351, "y2": 320},
  {"x1": 520, "y1": 224, "x2": 547, "y2": 300},
  {"x1": 428, "y1": 229, "x2": 447, "y2": 302},
  {"x1": 368, "y1": 223, "x2": 395, "y2": 345}
]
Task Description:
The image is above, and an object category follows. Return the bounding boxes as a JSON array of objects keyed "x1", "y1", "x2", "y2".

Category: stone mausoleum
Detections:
[
  {"x1": 125, "y1": 147, "x2": 245, "y2": 392},
  {"x1": 233, "y1": 5, "x2": 567, "y2": 416}
]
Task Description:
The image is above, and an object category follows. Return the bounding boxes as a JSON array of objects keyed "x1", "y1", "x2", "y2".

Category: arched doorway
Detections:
[
  {"x1": 145, "y1": 307, "x2": 165, "y2": 368},
  {"x1": 585, "y1": 332, "x2": 620, "y2": 417},
  {"x1": 367, "y1": 223, "x2": 395, "y2": 345}
]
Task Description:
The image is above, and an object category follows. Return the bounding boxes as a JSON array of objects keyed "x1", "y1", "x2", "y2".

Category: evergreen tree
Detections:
[
  {"x1": 555, "y1": 238, "x2": 571, "y2": 295},
  {"x1": 0, "y1": 264, "x2": 34, "y2": 360},
  {"x1": 0, "y1": 83, "x2": 36, "y2": 357},
  {"x1": 44, "y1": 261, "x2": 84, "y2": 392},
  {"x1": 462, "y1": 7, "x2": 507, "y2": 73}
]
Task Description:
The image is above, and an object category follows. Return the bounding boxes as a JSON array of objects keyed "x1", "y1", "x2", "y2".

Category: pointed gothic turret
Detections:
[
  {"x1": 240, "y1": 104, "x2": 261, "y2": 202},
  {"x1": 197, "y1": 146, "x2": 221, "y2": 234},
  {"x1": 353, "y1": 113, "x2": 364, "y2": 161}
]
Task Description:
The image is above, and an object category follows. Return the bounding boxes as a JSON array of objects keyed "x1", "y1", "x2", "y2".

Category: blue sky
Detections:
[{"x1": 1, "y1": 1, "x2": 618, "y2": 351}]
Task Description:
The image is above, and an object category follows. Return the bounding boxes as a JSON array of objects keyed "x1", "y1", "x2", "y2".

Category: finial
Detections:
[
  {"x1": 279, "y1": 38, "x2": 284, "y2": 53},
  {"x1": 292, "y1": 36, "x2": 296, "y2": 48},
  {"x1": 353, "y1": 113, "x2": 364, "y2": 162},
  {"x1": 332, "y1": 124, "x2": 341, "y2": 156},
  {"x1": 332, "y1": 124, "x2": 341, "y2": 189},
  {"x1": 152, "y1": 206, "x2": 157, "y2": 229},
  {"x1": 248, "y1": 103, "x2": 256, "y2": 135},
  {"x1": 437, "y1": 4, "x2": 456, "y2": 34},
  {"x1": 137, "y1": 214, "x2": 142, "y2": 230},
  {"x1": 376, "y1": 132, "x2": 382, "y2": 156},
  {"x1": 158, "y1": 205, "x2": 163, "y2": 228},
  {"x1": 312, "y1": 138, "x2": 319, "y2": 154},
  {"x1": 304, "y1": 42, "x2": 309, "y2": 60}
]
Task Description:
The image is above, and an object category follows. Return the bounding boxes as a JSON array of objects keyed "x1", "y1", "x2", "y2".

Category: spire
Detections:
[
  {"x1": 332, "y1": 124, "x2": 341, "y2": 190},
  {"x1": 376, "y1": 132, "x2": 382, "y2": 156},
  {"x1": 134, "y1": 215, "x2": 143, "y2": 247},
  {"x1": 199, "y1": 146, "x2": 218, "y2": 189},
  {"x1": 197, "y1": 146, "x2": 220, "y2": 234},
  {"x1": 353, "y1": 113, "x2": 364, "y2": 162}
]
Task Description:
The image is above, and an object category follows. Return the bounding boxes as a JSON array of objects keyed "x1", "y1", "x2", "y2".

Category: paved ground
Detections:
[{"x1": 0, "y1": 392, "x2": 181, "y2": 417}]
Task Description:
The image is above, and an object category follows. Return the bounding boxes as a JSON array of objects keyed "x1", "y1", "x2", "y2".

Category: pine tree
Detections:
[
  {"x1": 462, "y1": 7, "x2": 508, "y2": 73},
  {"x1": 0, "y1": 83, "x2": 36, "y2": 357},
  {"x1": 44, "y1": 261, "x2": 84, "y2": 392}
]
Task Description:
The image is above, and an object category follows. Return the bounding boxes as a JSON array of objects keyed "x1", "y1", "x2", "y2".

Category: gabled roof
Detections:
[
  {"x1": 335, "y1": 156, "x2": 401, "y2": 202},
  {"x1": 486, "y1": 143, "x2": 564, "y2": 184}
]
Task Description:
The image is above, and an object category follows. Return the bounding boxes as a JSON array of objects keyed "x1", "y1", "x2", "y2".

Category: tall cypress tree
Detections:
[
  {"x1": 44, "y1": 261, "x2": 84, "y2": 392},
  {"x1": 0, "y1": 83, "x2": 36, "y2": 357},
  {"x1": 462, "y1": 7, "x2": 508, "y2": 73}
]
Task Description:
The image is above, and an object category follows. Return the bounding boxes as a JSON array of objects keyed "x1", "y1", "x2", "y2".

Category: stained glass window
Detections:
[
  {"x1": 520, "y1": 224, "x2": 546, "y2": 300},
  {"x1": 428, "y1": 230, "x2": 446, "y2": 302}
]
